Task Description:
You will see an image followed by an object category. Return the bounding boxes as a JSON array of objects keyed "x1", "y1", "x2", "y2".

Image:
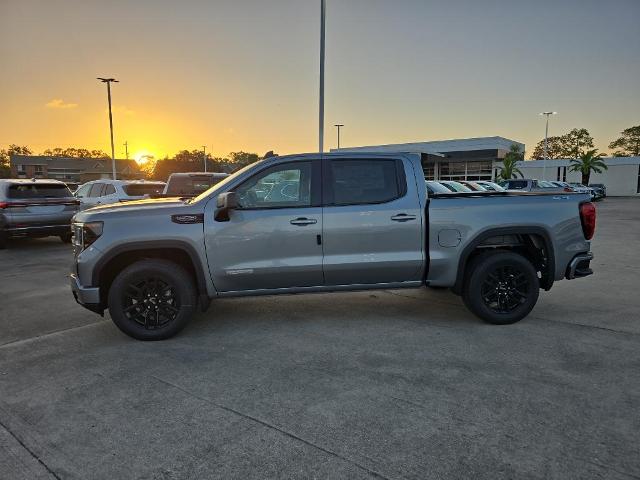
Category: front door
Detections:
[
  {"x1": 205, "y1": 160, "x2": 323, "y2": 292},
  {"x1": 321, "y1": 157, "x2": 424, "y2": 285}
]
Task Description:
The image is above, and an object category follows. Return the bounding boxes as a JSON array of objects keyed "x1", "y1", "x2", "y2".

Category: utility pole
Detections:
[
  {"x1": 202, "y1": 145, "x2": 207, "y2": 172},
  {"x1": 123, "y1": 141, "x2": 129, "y2": 160},
  {"x1": 334, "y1": 124, "x2": 344, "y2": 149},
  {"x1": 97, "y1": 77, "x2": 119, "y2": 179},
  {"x1": 539, "y1": 111, "x2": 557, "y2": 180},
  {"x1": 319, "y1": 0, "x2": 326, "y2": 154}
]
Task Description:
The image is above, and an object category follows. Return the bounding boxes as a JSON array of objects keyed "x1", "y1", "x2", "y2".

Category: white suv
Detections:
[{"x1": 75, "y1": 179, "x2": 166, "y2": 209}]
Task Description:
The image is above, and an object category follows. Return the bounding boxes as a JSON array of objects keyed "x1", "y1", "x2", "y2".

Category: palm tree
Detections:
[
  {"x1": 569, "y1": 149, "x2": 608, "y2": 185},
  {"x1": 497, "y1": 144, "x2": 524, "y2": 181}
]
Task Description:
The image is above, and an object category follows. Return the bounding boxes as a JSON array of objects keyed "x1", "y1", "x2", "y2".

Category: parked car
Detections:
[
  {"x1": 550, "y1": 181, "x2": 576, "y2": 192},
  {"x1": 438, "y1": 180, "x2": 473, "y2": 192},
  {"x1": 0, "y1": 179, "x2": 78, "y2": 248},
  {"x1": 70, "y1": 152, "x2": 596, "y2": 340},
  {"x1": 568, "y1": 183, "x2": 597, "y2": 200},
  {"x1": 459, "y1": 181, "x2": 488, "y2": 191},
  {"x1": 475, "y1": 181, "x2": 505, "y2": 192},
  {"x1": 425, "y1": 180, "x2": 453, "y2": 195},
  {"x1": 163, "y1": 172, "x2": 229, "y2": 198},
  {"x1": 499, "y1": 179, "x2": 563, "y2": 192},
  {"x1": 75, "y1": 180, "x2": 166, "y2": 210},
  {"x1": 589, "y1": 183, "x2": 606, "y2": 198}
]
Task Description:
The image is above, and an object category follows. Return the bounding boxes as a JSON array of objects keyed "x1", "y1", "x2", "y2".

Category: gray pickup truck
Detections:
[{"x1": 70, "y1": 152, "x2": 596, "y2": 340}]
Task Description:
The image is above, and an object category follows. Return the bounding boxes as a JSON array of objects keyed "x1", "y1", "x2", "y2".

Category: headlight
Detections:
[{"x1": 72, "y1": 221, "x2": 103, "y2": 250}]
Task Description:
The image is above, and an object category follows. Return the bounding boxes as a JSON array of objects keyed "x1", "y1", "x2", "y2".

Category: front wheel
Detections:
[
  {"x1": 108, "y1": 259, "x2": 197, "y2": 340},
  {"x1": 462, "y1": 251, "x2": 539, "y2": 325},
  {"x1": 60, "y1": 232, "x2": 72, "y2": 243}
]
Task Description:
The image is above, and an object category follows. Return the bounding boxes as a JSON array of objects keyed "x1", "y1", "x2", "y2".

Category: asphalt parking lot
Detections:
[{"x1": 1, "y1": 198, "x2": 639, "y2": 480}]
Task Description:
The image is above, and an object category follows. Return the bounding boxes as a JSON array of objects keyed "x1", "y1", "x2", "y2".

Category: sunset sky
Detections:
[{"x1": 1, "y1": 0, "x2": 639, "y2": 160}]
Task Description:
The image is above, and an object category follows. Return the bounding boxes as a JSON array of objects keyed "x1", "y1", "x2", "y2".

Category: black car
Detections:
[{"x1": 589, "y1": 183, "x2": 606, "y2": 198}]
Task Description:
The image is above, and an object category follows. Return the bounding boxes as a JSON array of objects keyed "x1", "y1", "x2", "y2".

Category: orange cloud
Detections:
[{"x1": 45, "y1": 98, "x2": 78, "y2": 109}]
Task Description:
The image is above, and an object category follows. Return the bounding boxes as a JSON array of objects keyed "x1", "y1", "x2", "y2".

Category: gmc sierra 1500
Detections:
[{"x1": 70, "y1": 152, "x2": 595, "y2": 340}]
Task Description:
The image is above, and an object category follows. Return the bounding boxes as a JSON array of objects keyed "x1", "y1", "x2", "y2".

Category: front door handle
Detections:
[
  {"x1": 391, "y1": 213, "x2": 417, "y2": 222},
  {"x1": 290, "y1": 217, "x2": 317, "y2": 226}
]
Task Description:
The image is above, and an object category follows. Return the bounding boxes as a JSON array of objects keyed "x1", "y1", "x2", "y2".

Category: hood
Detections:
[
  {"x1": 74, "y1": 196, "x2": 192, "y2": 222},
  {"x1": 89, "y1": 197, "x2": 184, "y2": 211}
]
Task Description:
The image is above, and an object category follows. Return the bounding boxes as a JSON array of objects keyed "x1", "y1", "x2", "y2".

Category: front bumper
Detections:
[
  {"x1": 70, "y1": 273, "x2": 103, "y2": 315},
  {"x1": 566, "y1": 252, "x2": 594, "y2": 279}
]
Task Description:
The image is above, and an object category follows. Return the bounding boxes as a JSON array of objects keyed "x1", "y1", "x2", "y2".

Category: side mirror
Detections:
[{"x1": 215, "y1": 191, "x2": 238, "y2": 222}]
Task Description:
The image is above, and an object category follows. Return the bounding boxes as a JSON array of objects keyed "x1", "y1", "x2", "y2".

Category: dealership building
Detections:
[{"x1": 334, "y1": 136, "x2": 640, "y2": 196}]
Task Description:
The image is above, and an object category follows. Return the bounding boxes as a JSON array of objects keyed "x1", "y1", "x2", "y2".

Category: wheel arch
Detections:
[
  {"x1": 451, "y1": 226, "x2": 555, "y2": 295},
  {"x1": 92, "y1": 241, "x2": 210, "y2": 310}
]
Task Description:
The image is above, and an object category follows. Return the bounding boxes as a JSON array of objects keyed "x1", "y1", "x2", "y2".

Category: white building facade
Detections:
[
  {"x1": 515, "y1": 157, "x2": 640, "y2": 196},
  {"x1": 334, "y1": 137, "x2": 640, "y2": 197}
]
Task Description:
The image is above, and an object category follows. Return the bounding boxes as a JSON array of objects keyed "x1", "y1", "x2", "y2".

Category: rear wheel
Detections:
[
  {"x1": 0, "y1": 232, "x2": 6, "y2": 249},
  {"x1": 108, "y1": 259, "x2": 197, "y2": 340},
  {"x1": 463, "y1": 251, "x2": 539, "y2": 325}
]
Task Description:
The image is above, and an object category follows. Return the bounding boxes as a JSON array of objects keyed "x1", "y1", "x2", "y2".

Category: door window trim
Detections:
[
  {"x1": 322, "y1": 158, "x2": 407, "y2": 207},
  {"x1": 233, "y1": 160, "x2": 322, "y2": 210}
]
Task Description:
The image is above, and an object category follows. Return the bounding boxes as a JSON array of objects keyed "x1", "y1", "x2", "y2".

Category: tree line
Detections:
[
  {"x1": 0, "y1": 145, "x2": 273, "y2": 180},
  {"x1": 530, "y1": 125, "x2": 640, "y2": 159}
]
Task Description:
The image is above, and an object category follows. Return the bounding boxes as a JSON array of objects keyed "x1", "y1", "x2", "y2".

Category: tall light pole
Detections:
[
  {"x1": 334, "y1": 124, "x2": 344, "y2": 149},
  {"x1": 97, "y1": 78, "x2": 119, "y2": 179},
  {"x1": 539, "y1": 111, "x2": 557, "y2": 180},
  {"x1": 123, "y1": 141, "x2": 129, "y2": 160},
  {"x1": 319, "y1": 0, "x2": 326, "y2": 154},
  {"x1": 202, "y1": 145, "x2": 207, "y2": 172}
]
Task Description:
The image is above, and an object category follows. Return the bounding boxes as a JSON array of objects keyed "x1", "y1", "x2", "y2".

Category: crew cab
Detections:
[{"x1": 70, "y1": 153, "x2": 596, "y2": 340}]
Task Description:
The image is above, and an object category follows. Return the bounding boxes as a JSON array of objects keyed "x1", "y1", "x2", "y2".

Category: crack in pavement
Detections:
[
  {"x1": 0, "y1": 418, "x2": 61, "y2": 480},
  {"x1": 150, "y1": 374, "x2": 397, "y2": 480}
]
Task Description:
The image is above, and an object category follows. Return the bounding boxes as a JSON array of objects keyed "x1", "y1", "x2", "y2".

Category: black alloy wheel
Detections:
[
  {"x1": 463, "y1": 251, "x2": 540, "y2": 325},
  {"x1": 108, "y1": 259, "x2": 197, "y2": 340}
]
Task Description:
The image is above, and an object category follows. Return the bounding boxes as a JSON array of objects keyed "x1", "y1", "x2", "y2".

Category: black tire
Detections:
[
  {"x1": 60, "y1": 232, "x2": 72, "y2": 243},
  {"x1": 108, "y1": 259, "x2": 197, "y2": 340},
  {"x1": 0, "y1": 233, "x2": 6, "y2": 249},
  {"x1": 462, "y1": 251, "x2": 539, "y2": 325}
]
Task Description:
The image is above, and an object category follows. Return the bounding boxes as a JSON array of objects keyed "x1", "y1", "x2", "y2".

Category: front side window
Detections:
[
  {"x1": 329, "y1": 159, "x2": 402, "y2": 205},
  {"x1": 75, "y1": 184, "x2": 91, "y2": 198},
  {"x1": 235, "y1": 162, "x2": 312, "y2": 209},
  {"x1": 103, "y1": 184, "x2": 116, "y2": 195}
]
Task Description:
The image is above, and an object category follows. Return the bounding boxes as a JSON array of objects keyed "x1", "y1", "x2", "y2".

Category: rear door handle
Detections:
[
  {"x1": 290, "y1": 217, "x2": 317, "y2": 226},
  {"x1": 391, "y1": 213, "x2": 417, "y2": 222}
]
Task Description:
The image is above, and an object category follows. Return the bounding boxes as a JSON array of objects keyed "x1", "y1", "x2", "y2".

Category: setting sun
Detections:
[{"x1": 133, "y1": 150, "x2": 154, "y2": 165}]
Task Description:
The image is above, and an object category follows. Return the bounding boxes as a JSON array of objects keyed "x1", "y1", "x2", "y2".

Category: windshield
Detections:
[
  {"x1": 189, "y1": 160, "x2": 266, "y2": 203},
  {"x1": 443, "y1": 181, "x2": 472, "y2": 192},
  {"x1": 425, "y1": 181, "x2": 451, "y2": 194},
  {"x1": 123, "y1": 183, "x2": 165, "y2": 196},
  {"x1": 8, "y1": 183, "x2": 72, "y2": 198},
  {"x1": 165, "y1": 174, "x2": 227, "y2": 196}
]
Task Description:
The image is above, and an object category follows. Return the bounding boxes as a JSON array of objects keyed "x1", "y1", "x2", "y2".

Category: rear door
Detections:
[
  {"x1": 86, "y1": 183, "x2": 106, "y2": 207},
  {"x1": 321, "y1": 157, "x2": 424, "y2": 285}
]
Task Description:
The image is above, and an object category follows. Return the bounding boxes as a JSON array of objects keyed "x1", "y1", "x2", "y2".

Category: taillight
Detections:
[
  {"x1": 579, "y1": 202, "x2": 596, "y2": 240},
  {"x1": 0, "y1": 201, "x2": 26, "y2": 209}
]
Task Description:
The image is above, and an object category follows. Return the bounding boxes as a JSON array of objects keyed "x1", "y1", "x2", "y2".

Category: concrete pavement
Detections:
[{"x1": 1, "y1": 198, "x2": 639, "y2": 479}]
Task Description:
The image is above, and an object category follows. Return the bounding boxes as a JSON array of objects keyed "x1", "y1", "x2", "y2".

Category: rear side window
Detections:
[
  {"x1": 123, "y1": 184, "x2": 165, "y2": 196},
  {"x1": 8, "y1": 183, "x2": 71, "y2": 198},
  {"x1": 328, "y1": 159, "x2": 404, "y2": 205},
  {"x1": 104, "y1": 184, "x2": 116, "y2": 195}
]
